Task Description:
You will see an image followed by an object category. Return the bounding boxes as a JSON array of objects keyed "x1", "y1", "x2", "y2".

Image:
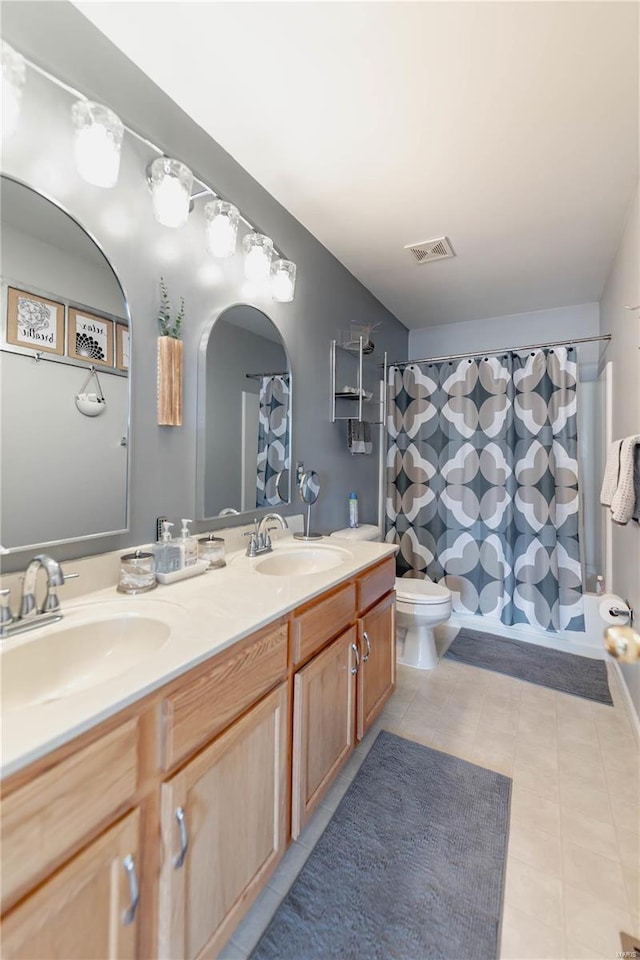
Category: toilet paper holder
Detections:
[{"x1": 608, "y1": 599, "x2": 633, "y2": 626}]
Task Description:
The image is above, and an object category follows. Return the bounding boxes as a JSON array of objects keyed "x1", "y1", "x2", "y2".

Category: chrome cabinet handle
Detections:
[
  {"x1": 122, "y1": 855, "x2": 139, "y2": 925},
  {"x1": 350, "y1": 642, "x2": 360, "y2": 675},
  {"x1": 362, "y1": 631, "x2": 371, "y2": 662},
  {"x1": 174, "y1": 806, "x2": 189, "y2": 868}
]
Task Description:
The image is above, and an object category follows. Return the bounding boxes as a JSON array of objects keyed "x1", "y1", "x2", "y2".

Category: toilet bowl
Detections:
[{"x1": 329, "y1": 525, "x2": 452, "y2": 669}]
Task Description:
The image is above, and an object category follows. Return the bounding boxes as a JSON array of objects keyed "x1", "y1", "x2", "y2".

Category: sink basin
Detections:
[
  {"x1": 1, "y1": 615, "x2": 170, "y2": 711},
  {"x1": 254, "y1": 547, "x2": 349, "y2": 577}
]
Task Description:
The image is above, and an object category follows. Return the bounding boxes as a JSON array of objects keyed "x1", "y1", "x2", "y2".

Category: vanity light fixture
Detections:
[
  {"x1": 71, "y1": 101, "x2": 124, "y2": 189},
  {"x1": 271, "y1": 259, "x2": 297, "y2": 302},
  {"x1": 148, "y1": 157, "x2": 193, "y2": 229},
  {"x1": 1, "y1": 41, "x2": 26, "y2": 139},
  {"x1": 204, "y1": 199, "x2": 239, "y2": 258},
  {"x1": 243, "y1": 232, "x2": 274, "y2": 282}
]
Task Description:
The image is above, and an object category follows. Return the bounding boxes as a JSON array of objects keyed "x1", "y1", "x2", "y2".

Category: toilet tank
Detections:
[{"x1": 330, "y1": 524, "x2": 383, "y2": 542}]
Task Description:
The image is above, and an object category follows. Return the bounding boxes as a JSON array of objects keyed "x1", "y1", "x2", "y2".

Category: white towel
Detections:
[
  {"x1": 600, "y1": 440, "x2": 623, "y2": 506},
  {"x1": 610, "y1": 435, "x2": 640, "y2": 524}
]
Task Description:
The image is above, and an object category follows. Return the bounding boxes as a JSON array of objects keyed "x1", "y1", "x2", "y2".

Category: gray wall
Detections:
[
  {"x1": 408, "y1": 302, "x2": 600, "y2": 360},
  {"x1": 0, "y1": 1, "x2": 408, "y2": 572},
  {"x1": 204, "y1": 319, "x2": 287, "y2": 517},
  {"x1": 600, "y1": 181, "x2": 640, "y2": 715}
]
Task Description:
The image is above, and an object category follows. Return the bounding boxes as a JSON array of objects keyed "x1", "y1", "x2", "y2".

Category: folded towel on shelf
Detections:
[
  {"x1": 600, "y1": 440, "x2": 623, "y2": 506},
  {"x1": 609, "y1": 435, "x2": 640, "y2": 524},
  {"x1": 347, "y1": 419, "x2": 372, "y2": 455}
]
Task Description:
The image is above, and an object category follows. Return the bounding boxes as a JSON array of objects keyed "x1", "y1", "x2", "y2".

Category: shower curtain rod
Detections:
[
  {"x1": 245, "y1": 371, "x2": 289, "y2": 379},
  {"x1": 388, "y1": 333, "x2": 612, "y2": 369}
]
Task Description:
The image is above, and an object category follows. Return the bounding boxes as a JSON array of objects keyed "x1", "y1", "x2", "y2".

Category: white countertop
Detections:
[{"x1": 0, "y1": 536, "x2": 397, "y2": 779}]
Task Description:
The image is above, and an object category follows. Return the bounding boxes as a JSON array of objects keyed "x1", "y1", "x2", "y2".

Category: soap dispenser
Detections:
[
  {"x1": 179, "y1": 518, "x2": 198, "y2": 567},
  {"x1": 153, "y1": 520, "x2": 182, "y2": 575}
]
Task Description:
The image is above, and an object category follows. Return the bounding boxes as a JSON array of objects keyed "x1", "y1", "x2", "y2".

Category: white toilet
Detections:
[{"x1": 330, "y1": 525, "x2": 452, "y2": 669}]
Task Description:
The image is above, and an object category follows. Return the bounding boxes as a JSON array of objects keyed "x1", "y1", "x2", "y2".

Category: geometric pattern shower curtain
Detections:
[
  {"x1": 386, "y1": 347, "x2": 584, "y2": 632},
  {"x1": 256, "y1": 374, "x2": 290, "y2": 508}
]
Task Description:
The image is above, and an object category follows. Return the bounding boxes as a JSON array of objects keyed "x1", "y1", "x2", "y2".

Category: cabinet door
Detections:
[
  {"x1": 157, "y1": 683, "x2": 288, "y2": 960},
  {"x1": 357, "y1": 592, "x2": 396, "y2": 740},
  {"x1": 291, "y1": 627, "x2": 357, "y2": 839},
  {"x1": 1, "y1": 809, "x2": 140, "y2": 960}
]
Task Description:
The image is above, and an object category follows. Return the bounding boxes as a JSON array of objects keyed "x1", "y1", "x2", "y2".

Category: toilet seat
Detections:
[{"x1": 395, "y1": 578, "x2": 450, "y2": 605}]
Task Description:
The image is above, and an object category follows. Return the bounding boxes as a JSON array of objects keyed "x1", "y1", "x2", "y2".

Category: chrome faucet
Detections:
[
  {"x1": 244, "y1": 514, "x2": 289, "y2": 557},
  {"x1": 218, "y1": 507, "x2": 239, "y2": 517},
  {"x1": 1, "y1": 554, "x2": 77, "y2": 639}
]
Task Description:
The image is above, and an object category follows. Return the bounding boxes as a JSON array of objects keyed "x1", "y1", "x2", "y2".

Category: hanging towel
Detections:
[
  {"x1": 600, "y1": 440, "x2": 623, "y2": 506},
  {"x1": 347, "y1": 419, "x2": 372, "y2": 455},
  {"x1": 633, "y1": 445, "x2": 640, "y2": 522},
  {"x1": 609, "y1": 435, "x2": 640, "y2": 524}
]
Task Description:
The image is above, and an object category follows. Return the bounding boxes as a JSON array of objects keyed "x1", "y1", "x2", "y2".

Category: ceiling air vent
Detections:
[{"x1": 405, "y1": 236, "x2": 455, "y2": 265}]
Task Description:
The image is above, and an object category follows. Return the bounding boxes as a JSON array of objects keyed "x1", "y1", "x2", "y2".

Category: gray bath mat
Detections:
[
  {"x1": 251, "y1": 730, "x2": 511, "y2": 960},
  {"x1": 445, "y1": 627, "x2": 613, "y2": 704}
]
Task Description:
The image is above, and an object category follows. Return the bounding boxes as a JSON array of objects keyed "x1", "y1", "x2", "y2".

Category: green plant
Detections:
[{"x1": 158, "y1": 277, "x2": 185, "y2": 340}]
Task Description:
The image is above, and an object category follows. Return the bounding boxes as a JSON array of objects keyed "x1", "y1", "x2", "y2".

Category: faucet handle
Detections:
[
  {"x1": 243, "y1": 531, "x2": 258, "y2": 557},
  {"x1": 0, "y1": 589, "x2": 14, "y2": 626}
]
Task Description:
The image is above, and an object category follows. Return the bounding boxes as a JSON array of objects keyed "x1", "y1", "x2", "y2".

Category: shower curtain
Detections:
[
  {"x1": 256, "y1": 375, "x2": 290, "y2": 508},
  {"x1": 386, "y1": 347, "x2": 584, "y2": 632}
]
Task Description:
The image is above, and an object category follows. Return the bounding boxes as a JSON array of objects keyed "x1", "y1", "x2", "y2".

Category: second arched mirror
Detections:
[{"x1": 197, "y1": 304, "x2": 291, "y2": 522}]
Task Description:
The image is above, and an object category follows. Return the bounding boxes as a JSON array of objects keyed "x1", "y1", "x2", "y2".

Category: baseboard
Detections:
[{"x1": 610, "y1": 659, "x2": 640, "y2": 744}]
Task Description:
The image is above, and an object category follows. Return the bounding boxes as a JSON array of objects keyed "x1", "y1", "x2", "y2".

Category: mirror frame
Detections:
[
  {"x1": 0, "y1": 174, "x2": 132, "y2": 554},
  {"x1": 196, "y1": 302, "x2": 293, "y2": 524}
]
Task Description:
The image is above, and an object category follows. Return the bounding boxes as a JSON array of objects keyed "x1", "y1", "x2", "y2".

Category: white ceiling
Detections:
[{"x1": 74, "y1": 1, "x2": 639, "y2": 330}]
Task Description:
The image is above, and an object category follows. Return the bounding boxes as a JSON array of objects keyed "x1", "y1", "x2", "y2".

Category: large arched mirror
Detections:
[
  {"x1": 0, "y1": 176, "x2": 130, "y2": 552},
  {"x1": 197, "y1": 304, "x2": 291, "y2": 521}
]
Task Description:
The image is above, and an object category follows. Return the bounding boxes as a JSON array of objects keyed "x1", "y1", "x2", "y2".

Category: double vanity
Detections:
[{"x1": 0, "y1": 534, "x2": 397, "y2": 959}]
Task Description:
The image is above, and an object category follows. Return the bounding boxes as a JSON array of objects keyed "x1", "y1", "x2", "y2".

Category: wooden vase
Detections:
[{"x1": 157, "y1": 336, "x2": 183, "y2": 426}]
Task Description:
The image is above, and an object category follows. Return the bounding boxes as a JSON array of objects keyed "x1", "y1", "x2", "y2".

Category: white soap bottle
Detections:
[{"x1": 179, "y1": 519, "x2": 198, "y2": 567}]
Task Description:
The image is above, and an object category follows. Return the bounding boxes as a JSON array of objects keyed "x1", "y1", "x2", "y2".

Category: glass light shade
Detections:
[
  {"x1": 71, "y1": 101, "x2": 124, "y2": 188},
  {"x1": 149, "y1": 157, "x2": 193, "y2": 228},
  {"x1": 243, "y1": 232, "x2": 274, "y2": 282},
  {"x1": 204, "y1": 199, "x2": 239, "y2": 258},
  {"x1": 1, "y1": 41, "x2": 26, "y2": 139},
  {"x1": 271, "y1": 259, "x2": 297, "y2": 302}
]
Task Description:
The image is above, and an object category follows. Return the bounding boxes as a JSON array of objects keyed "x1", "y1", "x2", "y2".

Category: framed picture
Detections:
[
  {"x1": 116, "y1": 323, "x2": 130, "y2": 372},
  {"x1": 68, "y1": 308, "x2": 114, "y2": 367},
  {"x1": 6, "y1": 286, "x2": 65, "y2": 355}
]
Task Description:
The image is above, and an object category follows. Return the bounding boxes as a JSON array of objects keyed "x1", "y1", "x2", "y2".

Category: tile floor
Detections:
[{"x1": 220, "y1": 629, "x2": 640, "y2": 960}]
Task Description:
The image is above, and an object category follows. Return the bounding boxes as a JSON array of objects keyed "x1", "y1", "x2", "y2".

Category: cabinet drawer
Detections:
[
  {"x1": 292, "y1": 582, "x2": 356, "y2": 666},
  {"x1": 357, "y1": 557, "x2": 395, "y2": 613},
  {"x1": 162, "y1": 622, "x2": 288, "y2": 769},
  {"x1": 1, "y1": 719, "x2": 138, "y2": 912}
]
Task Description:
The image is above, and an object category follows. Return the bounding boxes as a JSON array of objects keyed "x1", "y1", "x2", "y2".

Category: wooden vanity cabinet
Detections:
[
  {"x1": 357, "y1": 591, "x2": 396, "y2": 740},
  {"x1": 0, "y1": 554, "x2": 396, "y2": 959},
  {"x1": 291, "y1": 558, "x2": 396, "y2": 838},
  {"x1": 291, "y1": 627, "x2": 357, "y2": 838},
  {"x1": 157, "y1": 683, "x2": 288, "y2": 960},
  {"x1": 2, "y1": 810, "x2": 140, "y2": 960}
]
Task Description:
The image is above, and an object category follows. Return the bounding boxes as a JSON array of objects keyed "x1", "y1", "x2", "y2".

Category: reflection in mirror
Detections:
[
  {"x1": 294, "y1": 470, "x2": 322, "y2": 541},
  {"x1": 0, "y1": 176, "x2": 130, "y2": 552},
  {"x1": 198, "y1": 304, "x2": 291, "y2": 521},
  {"x1": 299, "y1": 470, "x2": 320, "y2": 505}
]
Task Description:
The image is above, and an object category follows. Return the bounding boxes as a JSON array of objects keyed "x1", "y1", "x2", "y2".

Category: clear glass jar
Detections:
[
  {"x1": 117, "y1": 550, "x2": 157, "y2": 594},
  {"x1": 198, "y1": 535, "x2": 226, "y2": 569}
]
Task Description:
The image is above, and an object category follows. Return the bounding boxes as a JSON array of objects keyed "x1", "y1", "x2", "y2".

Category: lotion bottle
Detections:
[
  {"x1": 153, "y1": 520, "x2": 183, "y2": 574},
  {"x1": 179, "y1": 518, "x2": 198, "y2": 567}
]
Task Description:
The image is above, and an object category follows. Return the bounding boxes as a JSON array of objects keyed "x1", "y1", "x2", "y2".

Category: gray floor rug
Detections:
[
  {"x1": 444, "y1": 627, "x2": 613, "y2": 705},
  {"x1": 251, "y1": 730, "x2": 511, "y2": 960}
]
